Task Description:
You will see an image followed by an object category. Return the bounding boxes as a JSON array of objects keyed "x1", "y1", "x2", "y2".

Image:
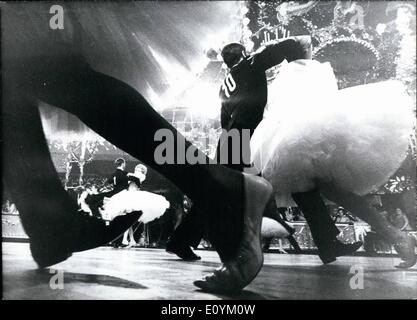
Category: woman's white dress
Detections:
[
  {"x1": 100, "y1": 175, "x2": 170, "y2": 223},
  {"x1": 261, "y1": 217, "x2": 292, "y2": 239},
  {"x1": 251, "y1": 59, "x2": 414, "y2": 206}
]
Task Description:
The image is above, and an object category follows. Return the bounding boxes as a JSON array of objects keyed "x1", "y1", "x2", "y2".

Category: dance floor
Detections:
[{"x1": 3, "y1": 242, "x2": 417, "y2": 300}]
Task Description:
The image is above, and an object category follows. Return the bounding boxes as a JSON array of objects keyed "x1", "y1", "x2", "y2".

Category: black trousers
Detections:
[
  {"x1": 292, "y1": 189, "x2": 340, "y2": 251},
  {"x1": 3, "y1": 55, "x2": 244, "y2": 261}
]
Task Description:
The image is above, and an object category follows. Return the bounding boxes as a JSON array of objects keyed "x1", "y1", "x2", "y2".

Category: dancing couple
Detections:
[
  {"x1": 101, "y1": 161, "x2": 170, "y2": 225},
  {"x1": 92, "y1": 159, "x2": 170, "y2": 247},
  {"x1": 3, "y1": 4, "x2": 415, "y2": 294},
  {"x1": 168, "y1": 36, "x2": 415, "y2": 271},
  {"x1": 85, "y1": 158, "x2": 170, "y2": 225}
]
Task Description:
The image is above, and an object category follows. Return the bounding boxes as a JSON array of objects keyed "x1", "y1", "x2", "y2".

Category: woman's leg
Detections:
[
  {"x1": 320, "y1": 183, "x2": 416, "y2": 268},
  {"x1": 30, "y1": 56, "x2": 246, "y2": 260},
  {"x1": 122, "y1": 230, "x2": 129, "y2": 246},
  {"x1": 4, "y1": 55, "x2": 273, "y2": 292},
  {"x1": 128, "y1": 227, "x2": 136, "y2": 246}
]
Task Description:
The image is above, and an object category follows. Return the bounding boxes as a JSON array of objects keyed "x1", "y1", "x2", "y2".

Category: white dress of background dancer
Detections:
[
  {"x1": 101, "y1": 164, "x2": 170, "y2": 224},
  {"x1": 251, "y1": 59, "x2": 414, "y2": 205},
  {"x1": 250, "y1": 58, "x2": 416, "y2": 268}
]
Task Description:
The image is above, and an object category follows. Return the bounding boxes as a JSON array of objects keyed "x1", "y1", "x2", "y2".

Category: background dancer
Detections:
[
  {"x1": 119, "y1": 164, "x2": 147, "y2": 248},
  {"x1": 167, "y1": 36, "x2": 360, "y2": 263},
  {"x1": 108, "y1": 158, "x2": 130, "y2": 196},
  {"x1": 101, "y1": 164, "x2": 170, "y2": 248},
  {"x1": 103, "y1": 164, "x2": 163, "y2": 221},
  {"x1": 85, "y1": 158, "x2": 130, "y2": 219}
]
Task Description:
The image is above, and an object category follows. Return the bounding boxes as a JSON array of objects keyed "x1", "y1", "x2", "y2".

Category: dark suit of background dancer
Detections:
[{"x1": 108, "y1": 158, "x2": 130, "y2": 195}]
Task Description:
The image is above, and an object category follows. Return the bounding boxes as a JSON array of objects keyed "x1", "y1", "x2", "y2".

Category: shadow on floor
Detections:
[{"x1": 15, "y1": 269, "x2": 148, "y2": 289}]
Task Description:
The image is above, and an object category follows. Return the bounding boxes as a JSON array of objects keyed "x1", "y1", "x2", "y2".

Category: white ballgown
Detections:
[
  {"x1": 100, "y1": 174, "x2": 170, "y2": 223},
  {"x1": 261, "y1": 217, "x2": 292, "y2": 239},
  {"x1": 251, "y1": 59, "x2": 414, "y2": 207}
]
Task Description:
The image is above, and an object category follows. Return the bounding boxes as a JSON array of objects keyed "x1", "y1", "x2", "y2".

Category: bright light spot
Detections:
[
  {"x1": 148, "y1": 45, "x2": 195, "y2": 96},
  {"x1": 376, "y1": 23, "x2": 386, "y2": 35},
  {"x1": 244, "y1": 29, "x2": 253, "y2": 38},
  {"x1": 183, "y1": 83, "x2": 220, "y2": 119},
  {"x1": 246, "y1": 40, "x2": 255, "y2": 51}
]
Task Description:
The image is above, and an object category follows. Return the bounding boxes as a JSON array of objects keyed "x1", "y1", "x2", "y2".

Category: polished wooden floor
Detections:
[{"x1": 2, "y1": 242, "x2": 417, "y2": 300}]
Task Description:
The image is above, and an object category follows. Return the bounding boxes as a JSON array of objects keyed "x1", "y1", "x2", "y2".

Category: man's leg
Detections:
[
  {"x1": 320, "y1": 184, "x2": 416, "y2": 268},
  {"x1": 166, "y1": 138, "x2": 247, "y2": 261},
  {"x1": 6, "y1": 55, "x2": 273, "y2": 291},
  {"x1": 166, "y1": 204, "x2": 203, "y2": 260},
  {"x1": 173, "y1": 207, "x2": 204, "y2": 250},
  {"x1": 292, "y1": 188, "x2": 362, "y2": 263}
]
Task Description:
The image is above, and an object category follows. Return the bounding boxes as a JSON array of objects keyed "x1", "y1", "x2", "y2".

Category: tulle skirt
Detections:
[
  {"x1": 101, "y1": 189, "x2": 170, "y2": 223},
  {"x1": 251, "y1": 60, "x2": 414, "y2": 206},
  {"x1": 261, "y1": 217, "x2": 291, "y2": 239}
]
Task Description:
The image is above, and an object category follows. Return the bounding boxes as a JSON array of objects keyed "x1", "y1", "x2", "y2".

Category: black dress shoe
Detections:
[
  {"x1": 30, "y1": 211, "x2": 142, "y2": 268},
  {"x1": 166, "y1": 240, "x2": 201, "y2": 261},
  {"x1": 318, "y1": 252, "x2": 337, "y2": 264},
  {"x1": 318, "y1": 240, "x2": 363, "y2": 264}
]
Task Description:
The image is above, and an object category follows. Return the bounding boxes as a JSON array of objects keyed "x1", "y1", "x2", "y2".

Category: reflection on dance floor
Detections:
[{"x1": 3, "y1": 243, "x2": 416, "y2": 300}]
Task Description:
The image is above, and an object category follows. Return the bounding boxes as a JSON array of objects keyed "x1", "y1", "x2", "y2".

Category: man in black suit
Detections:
[
  {"x1": 108, "y1": 158, "x2": 130, "y2": 195},
  {"x1": 167, "y1": 36, "x2": 362, "y2": 263},
  {"x1": 85, "y1": 158, "x2": 129, "y2": 219}
]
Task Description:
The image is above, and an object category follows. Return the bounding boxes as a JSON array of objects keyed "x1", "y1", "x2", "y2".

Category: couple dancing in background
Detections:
[
  {"x1": 167, "y1": 36, "x2": 355, "y2": 263},
  {"x1": 3, "y1": 6, "x2": 415, "y2": 294},
  {"x1": 168, "y1": 36, "x2": 416, "y2": 271},
  {"x1": 99, "y1": 159, "x2": 170, "y2": 226},
  {"x1": 83, "y1": 158, "x2": 169, "y2": 234},
  {"x1": 96, "y1": 159, "x2": 170, "y2": 247}
]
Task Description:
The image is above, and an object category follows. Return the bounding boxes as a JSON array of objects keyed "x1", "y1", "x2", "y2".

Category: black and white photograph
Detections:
[{"x1": 1, "y1": 0, "x2": 416, "y2": 305}]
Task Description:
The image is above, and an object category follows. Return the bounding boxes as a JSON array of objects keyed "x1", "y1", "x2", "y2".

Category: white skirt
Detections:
[
  {"x1": 251, "y1": 60, "x2": 414, "y2": 206},
  {"x1": 101, "y1": 189, "x2": 170, "y2": 223},
  {"x1": 261, "y1": 217, "x2": 291, "y2": 239}
]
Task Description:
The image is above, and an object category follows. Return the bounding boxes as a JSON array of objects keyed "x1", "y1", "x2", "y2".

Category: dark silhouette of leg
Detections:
[
  {"x1": 4, "y1": 55, "x2": 273, "y2": 291},
  {"x1": 319, "y1": 183, "x2": 416, "y2": 268},
  {"x1": 292, "y1": 188, "x2": 362, "y2": 263}
]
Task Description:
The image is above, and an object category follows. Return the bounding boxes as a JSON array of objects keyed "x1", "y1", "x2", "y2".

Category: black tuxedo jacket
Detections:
[{"x1": 217, "y1": 37, "x2": 311, "y2": 170}]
